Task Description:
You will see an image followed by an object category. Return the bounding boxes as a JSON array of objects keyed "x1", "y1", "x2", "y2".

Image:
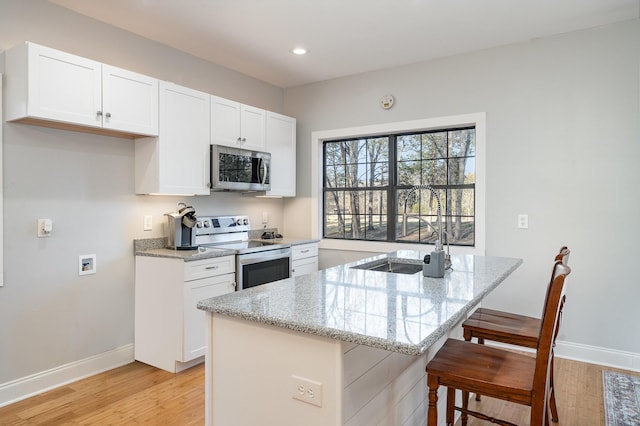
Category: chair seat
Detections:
[
  {"x1": 463, "y1": 307, "x2": 540, "y2": 348},
  {"x1": 427, "y1": 339, "x2": 535, "y2": 405}
]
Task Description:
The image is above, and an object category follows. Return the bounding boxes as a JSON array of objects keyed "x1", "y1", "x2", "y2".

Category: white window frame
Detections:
[{"x1": 311, "y1": 112, "x2": 486, "y2": 255}]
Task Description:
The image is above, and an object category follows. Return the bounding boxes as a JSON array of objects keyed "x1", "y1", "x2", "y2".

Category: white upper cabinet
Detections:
[
  {"x1": 211, "y1": 95, "x2": 266, "y2": 152},
  {"x1": 239, "y1": 104, "x2": 267, "y2": 151},
  {"x1": 5, "y1": 42, "x2": 158, "y2": 137},
  {"x1": 265, "y1": 111, "x2": 296, "y2": 197},
  {"x1": 101, "y1": 65, "x2": 159, "y2": 136},
  {"x1": 210, "y1": 96, "x2": 241, "y2": 147},
  {"x1": 135, "y1": 81, "x2": 210, "y2": 195}
]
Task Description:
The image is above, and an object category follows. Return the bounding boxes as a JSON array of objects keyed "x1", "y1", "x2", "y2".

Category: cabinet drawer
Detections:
[
  {"x1": 184, "y1": 256, "x2": 235, "y2": 281},
  {"x1": 292, "y1": 243, "x2": 318, "y2": 260}
]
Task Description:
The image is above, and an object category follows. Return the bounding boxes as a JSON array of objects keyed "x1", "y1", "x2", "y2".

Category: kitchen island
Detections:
[{"x1": 197, "y1": 251, "x2": 522, "y2": 426}]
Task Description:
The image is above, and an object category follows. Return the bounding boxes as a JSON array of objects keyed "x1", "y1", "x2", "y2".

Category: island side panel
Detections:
[
  {"x1": 206, "y1": 314, "x2": 343, "y2": 426},
  {"x1": 342, "y1": 325, "x2": 464, "y2": 426}
]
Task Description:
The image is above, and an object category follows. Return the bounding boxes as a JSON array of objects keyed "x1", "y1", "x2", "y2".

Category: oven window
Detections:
[{"x1": 241, "y1": 257, "x2": 290, "y2": 289}]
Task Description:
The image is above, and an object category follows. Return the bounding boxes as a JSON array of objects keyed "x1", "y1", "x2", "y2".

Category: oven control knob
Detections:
[
  {"x1": 203, "y1": 221, "x2": 210, "y2": 228},
  {"x1": 236, "y1": 218, "x2": 243, "y2": 226},
  {"x1": 242, "y1": 218, "x2": 248, "y2": 225},
  {"x1": 196, "y1": 221, "x2": 203, "y2": 228}
]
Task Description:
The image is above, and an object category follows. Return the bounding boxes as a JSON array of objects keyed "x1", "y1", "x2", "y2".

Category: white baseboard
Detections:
[
  {"x1": 478, "y1": 340, "x2": 640, "y2": 373},
  {"x1": 555, "y1": 340, "x2": 640, "y2": 372},
  {"x1": 0, "y1": 344, "x2": 134, "y2": 408}
]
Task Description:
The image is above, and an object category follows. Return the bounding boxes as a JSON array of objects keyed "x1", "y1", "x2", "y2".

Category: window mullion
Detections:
[{"x1": 387, "y1": 135, "x2": 397, "y2": 241}]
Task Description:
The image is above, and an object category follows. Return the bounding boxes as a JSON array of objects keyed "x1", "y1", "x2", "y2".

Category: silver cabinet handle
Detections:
[
  {"x1": 300, "y1": 249, "x2": 310, "y2": 254},
  {"x1": 205, "y1": 265, "x2": 219, "y2": 270},
  {"x1": 105, "y1": 112, "x2": 111, "y2": 118},
  {"x1": 96, "y1": 111, "x2": 103, "y2": 116}
]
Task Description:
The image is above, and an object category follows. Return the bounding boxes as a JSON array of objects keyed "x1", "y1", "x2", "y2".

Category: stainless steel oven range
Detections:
[{"x1": 194, "y1": 215, "x2": 291, "y2": 290}]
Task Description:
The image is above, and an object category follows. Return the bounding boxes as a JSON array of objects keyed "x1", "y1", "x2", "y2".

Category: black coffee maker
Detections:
[{"x1": 166, "y1": 203, "x2": 198, "y2": 249}]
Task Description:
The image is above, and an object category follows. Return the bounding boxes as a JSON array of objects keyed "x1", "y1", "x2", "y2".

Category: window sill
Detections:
[{"x1": 318, "y1": 238, "x2": 483, "y2": 256}]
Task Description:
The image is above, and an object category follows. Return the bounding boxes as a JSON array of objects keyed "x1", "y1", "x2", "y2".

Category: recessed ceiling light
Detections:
[{"x1": 291, "y1": 47, "x2": 308, "y2": 55}]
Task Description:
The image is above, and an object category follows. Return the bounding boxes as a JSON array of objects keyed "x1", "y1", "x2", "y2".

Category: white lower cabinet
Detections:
[
  {"x1": 291, "y1": 243, "x2": 319, "y2": 277},
  {"x1": 135, "y1": 255, "x2": 235, "y2": 373}
]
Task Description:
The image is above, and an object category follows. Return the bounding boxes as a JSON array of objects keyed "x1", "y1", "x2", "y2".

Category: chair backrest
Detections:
[
  {"x1": 554, "y1": 246, "x2": 570, "y2": 264},
  {"x1": 531, "y1": 260, "x2": 571, "y2": 421}
]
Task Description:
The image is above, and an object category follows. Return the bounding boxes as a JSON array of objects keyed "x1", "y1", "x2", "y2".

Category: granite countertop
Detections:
[
  {"x1": 134, "y1": 237, "x2": 235, "y2": 261},
  {"x1": 197, "y1": 251, "x2": 522, "y2": 356},
  {"x1": 136, "y1": 246, "x2": 237, "y2": 261},
  {"x1": 134, "y1": 236, "x2": 319, "y2": 261}
]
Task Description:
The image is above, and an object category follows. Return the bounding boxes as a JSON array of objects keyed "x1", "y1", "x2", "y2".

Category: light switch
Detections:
[
  {"x1": 143, "y1": 215, "x2": 153, "y2": 231},
  {"x1": 517, "y1": 214, "x2": 529, "y2": 229}
]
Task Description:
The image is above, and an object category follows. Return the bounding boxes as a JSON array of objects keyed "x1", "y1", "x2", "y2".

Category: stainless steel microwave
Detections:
[{"x1": 210, "y1": 145, "x2": 271, "y2": 192}]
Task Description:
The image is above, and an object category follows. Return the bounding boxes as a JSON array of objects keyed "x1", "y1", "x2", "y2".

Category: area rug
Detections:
[{"x1": 603, "y1": 370, "x2": 640, "y2": 425}]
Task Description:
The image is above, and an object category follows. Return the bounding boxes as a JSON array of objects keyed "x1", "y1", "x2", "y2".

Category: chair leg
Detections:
[
  {"x1": 461, "y1": 389, "x2": 469, "y2": 426},
  {"x1": 427, "y1": 374, "x2": 439, "y2": 426},
  {"x1": 475, "y1": 337, "x2": 485, "y2": 402},
  {"x1": 446, "y1": 387, "x2": 455, "y2": 426},
  {"x1": 549, "y1": 355, "x2": 559, "y2": 422}
]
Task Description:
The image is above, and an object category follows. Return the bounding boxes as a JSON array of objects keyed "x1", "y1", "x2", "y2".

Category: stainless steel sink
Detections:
[{"x1": 351, "y1": 259, "x2": 423, "y2": 275}]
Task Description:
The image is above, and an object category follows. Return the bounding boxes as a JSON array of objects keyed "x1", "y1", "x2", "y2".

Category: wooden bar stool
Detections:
[
  {"x1": 461, "y1": 246, "x2": 569, "y2": 422},
  {"x1": 426, "y1": 260, "x2": 571, "y2": 426}
]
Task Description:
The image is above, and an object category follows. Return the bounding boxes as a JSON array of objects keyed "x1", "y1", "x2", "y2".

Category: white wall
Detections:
[
  {"x1": 0, "y1": 0, "x2": 287, "y2": 388},
  {"x1": 283, "y1": 20, "x2": 640, "y2": 363}
]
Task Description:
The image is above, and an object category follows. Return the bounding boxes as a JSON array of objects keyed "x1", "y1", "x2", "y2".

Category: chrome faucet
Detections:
[
  {"x1": 402, "y1": 185, "x2": 451, "y2": 273},
  {"x1": 402, "y1": 184, "x2": 443, "y2": 248}
]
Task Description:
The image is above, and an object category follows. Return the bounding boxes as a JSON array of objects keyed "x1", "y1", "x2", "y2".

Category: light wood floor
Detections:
[
  {"x1": 456, "y1": 356, "x2": 638, "y2": 426},
  {"x1": 0, "y1": 357, "x2": 637, "y2": 425}
]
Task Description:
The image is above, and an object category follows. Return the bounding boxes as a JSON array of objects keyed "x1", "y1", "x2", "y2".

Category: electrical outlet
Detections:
[
  {"x1": 517, "y1": 214, "x2": 529, "y2": 229},
  {"x1": 291, "y1": 375, "x2": 322, "y2": 407}
]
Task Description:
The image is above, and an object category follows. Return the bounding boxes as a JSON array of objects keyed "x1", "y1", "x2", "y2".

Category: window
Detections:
[{"x1": 323, "y1": 127, "x2": 475, "y2": 247}]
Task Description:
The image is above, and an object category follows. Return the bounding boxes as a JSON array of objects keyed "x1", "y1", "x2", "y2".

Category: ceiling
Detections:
[{"x1": 48, "y1": 0, "x2": 639, "y2": 88}]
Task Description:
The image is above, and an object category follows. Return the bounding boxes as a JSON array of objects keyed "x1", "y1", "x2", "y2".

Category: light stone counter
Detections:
[
  {"x1": 133, "y1": 237, "x2": 235, "y2": 261},
  {"x1": 198, "y1": 251, "x2": 521, "y2": 425},
  {"x1": 135, "y1": 246, "x2": 236, "y2": 261},
  {"x1": 133, "y1": 236, "x2": 316, "y2": 261},
  {"x1": 198, "y1": 251, "x2": 522, "y2": 355}
]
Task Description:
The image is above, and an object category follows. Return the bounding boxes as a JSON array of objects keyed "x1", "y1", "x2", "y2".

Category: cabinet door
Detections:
[
  {"x1": 211, "y1": 95, "x2": 241, "y2": 148},
  {"x1": 102, "y1": 65, "x2": 159, "y2": 136},
  {"x1": 156, "y1": 81, "x2": 210, "y2": 195},
  {"x1": 26, "y1": 43, "x2": 102, "y2": 127},
  {"x1": 265, "y1": 112, "x2": 296, "y2": 196},
  {"x1": 292, "y1": 257, "x2": 318, "y2": 277},
  {"x1": 240, "y1": 104, "x2": 266, "y2": 151},
  {"x1": 183, "y1": 274, "x2": 236, "y2": 361}
]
